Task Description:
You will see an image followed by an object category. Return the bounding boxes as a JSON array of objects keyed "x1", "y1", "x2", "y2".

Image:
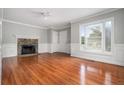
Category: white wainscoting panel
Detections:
[
  {"x1": 58, "y1": 44, "x2": 70, "y2": 54},
  {"x1": 114, "y1": 44, "x2": 124, "y2": 66},
  {"x1": 2, "y1": 43, "x2": 50, "y2": 57},
  {"x1": 49, "y1": 44, "x2": 70, "y2": 54},
  {"x1": 2, "y1": 43, "x2": 17, "y2": 57},
  {"x1": 71, "y1": 43, "x2": 124, "y2": 66},
  {"x1": 38, "y1": 44, "x2": 49, "y2": 53}
]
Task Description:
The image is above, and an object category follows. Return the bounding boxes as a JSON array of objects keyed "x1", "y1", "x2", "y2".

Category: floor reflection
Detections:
[
  {"x1": 80, "y1": 65, "x2": 86, "y2": 85},
  {"x1": 80, "y1": 64, "x2": 113, "y2": 84},
  {"x1": 87, "y1": 66, "x2": 99, "y2": 73},
  {"x1": 104, "y1": 72, "x2": 111, "y2": 84}
]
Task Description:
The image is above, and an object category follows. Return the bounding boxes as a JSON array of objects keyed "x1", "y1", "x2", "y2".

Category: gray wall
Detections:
[
  {"x1": 0, "y1": 23, "x2": 2, "y2": 45},
  {"x1": 46, "y1": 29, "x2": 52, "y2": 44},
  {"x1": 47, "y1": 28, "x2": 71, "y2": 53},
  {"x1": 58, "y1": 28, "x2": 71, "y2": 44},
  {"x1": 0, "y1": 8, "x2": 2, "y2": 20},
  {"x1": 71, "y1": 23, "x2": 80, "y2": 43},
  {"x1": 2, "y1": 22, "x2": 49, "y2": 57},
  {"x1": 2, "y1": 22, "x2": 48, "y2": 44},
  {"x1": 47, "y1": 28, "x2": 71, "y2": 44},
  {"x1": 71, "y1": 9, "x2": 124, "y2": 44}
]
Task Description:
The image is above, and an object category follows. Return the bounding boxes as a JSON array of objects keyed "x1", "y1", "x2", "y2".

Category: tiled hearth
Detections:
[{"x1": 17, "y1": 38, "x2": 38, "y2": 56}]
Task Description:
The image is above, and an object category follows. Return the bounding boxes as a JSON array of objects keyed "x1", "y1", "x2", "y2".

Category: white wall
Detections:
[
  {"x1": 71, "y1": 9, "x2": 124, "y2": 66},
  {"x1": 2, "y1": 22, "x2": 49, "y2": 57}
]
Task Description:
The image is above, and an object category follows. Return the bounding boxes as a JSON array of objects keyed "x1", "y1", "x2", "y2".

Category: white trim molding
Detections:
[
  {"x1": 71, "y1": 8, "x2": 120, "y2": 24},
  {"x1": 49, "y1": 23, "x2": 71, "y2": 31},
  {"x1": 2, "y1": 19, "x2": 71, "y2": 31},
  {"x1": 79, "y1": 17, "x2": 114, "y2": 55},
  {"x1": 2, "y1": 19, "x2": 47, "y2": 30},
  {"x1": 15, "y1": 35, "x2": 40, "y2": 39}
]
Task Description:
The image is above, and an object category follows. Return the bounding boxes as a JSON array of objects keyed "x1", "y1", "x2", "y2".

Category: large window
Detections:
[{"x1": 80, "y1": 18, "x2": 113, "y2": 54}]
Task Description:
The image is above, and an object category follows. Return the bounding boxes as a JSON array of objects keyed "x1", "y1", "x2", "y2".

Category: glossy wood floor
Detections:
[{"x1": 2, "y1": 52, "x2": 124, "y2": 85}]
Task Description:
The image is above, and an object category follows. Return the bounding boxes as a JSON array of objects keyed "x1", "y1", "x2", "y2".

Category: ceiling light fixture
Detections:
[{"x1": 40, "y1": 10, "x2": 51, "y2": 20}]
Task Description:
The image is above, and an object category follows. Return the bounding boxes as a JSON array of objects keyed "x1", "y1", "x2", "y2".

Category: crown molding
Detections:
[
  {"x1": 2, "y1": 9, "x2": 119, "y2": 30},
  {"x1": 48, "y1": 23, "x2": 71, "y2": 31},
  {"x1": 2, "y1": 19, "x2": 47, "y2": 30},
  {"x1": 2, "y1": 19, "x2": 70, "y2": 30},
  {"x1": 70, "y1": 8, "x2": 121, "y2": 24}
]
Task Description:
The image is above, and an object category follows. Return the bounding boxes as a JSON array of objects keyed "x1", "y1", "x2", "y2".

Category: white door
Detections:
[
  {"x1": 59, "y1": 30, "x2": 70, "y2": 53},
  {"x1": 51, "y1": 31, "x2": 59, "y2": 52}
]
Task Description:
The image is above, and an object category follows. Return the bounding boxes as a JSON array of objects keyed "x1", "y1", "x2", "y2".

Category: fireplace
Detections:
[
  {"x1": 21, "y1": 45, "x2": 36, "y2": 55},
  {"x1": 17, "y1": 38, "x2": 38, "y2": 56}
]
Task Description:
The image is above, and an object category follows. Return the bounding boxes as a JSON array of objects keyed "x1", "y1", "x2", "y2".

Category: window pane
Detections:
[
  {"x1": 105, "y1": 21, "x2": 112, "y2": 52},
  {"x1": 80, "y1": 26, "x2": 85, "y2": 45},
  {"x1": 86, "y1": 24, "x2": 102, "y2": 50}
]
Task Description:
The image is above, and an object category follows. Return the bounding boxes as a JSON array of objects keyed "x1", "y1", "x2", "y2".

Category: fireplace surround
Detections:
[{"x1": 17, "y1": 38, "x2": 38, "y2": 56}]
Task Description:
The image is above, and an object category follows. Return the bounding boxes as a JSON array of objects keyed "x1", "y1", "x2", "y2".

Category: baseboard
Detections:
[{"x1": 18, "y1": 53, "x2": 38, "y2": 57}]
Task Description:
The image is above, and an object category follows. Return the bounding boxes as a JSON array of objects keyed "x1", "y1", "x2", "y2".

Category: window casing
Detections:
[{"x1": 80, "y1": 18, "x2": 113, "y2": 55}]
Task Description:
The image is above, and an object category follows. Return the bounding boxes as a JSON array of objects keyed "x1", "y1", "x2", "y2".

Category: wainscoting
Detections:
[
  {"x1": 50, "y1": 44, "x2": 70, "y2": 54},
  {"x1": 2, "y1": 43, "x2": 49, "y2": 57},
  {"x1": 71, "y1": 43, "x2": 124, "y2": 66},
  {"x1": 2, "y1": 43, "x2": 70, "y2": 57}
]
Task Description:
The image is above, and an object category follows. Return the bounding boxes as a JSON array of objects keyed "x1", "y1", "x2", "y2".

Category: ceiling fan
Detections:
[
  {"x1": 41, "y1": 11, "x2": 51, "y2": 20},
  {"x1": 32, "y1": 9, "x2": 51, "y2": 20}
]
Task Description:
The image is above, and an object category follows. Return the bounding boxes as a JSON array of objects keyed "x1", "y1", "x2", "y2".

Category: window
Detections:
[
  {"x1": 105, "y1": 21, "x2": 112, "y2": 52},
  {"x1": 85, "y1": 23, "x2": 103, "y2": 50},
  {"x1": 80, "y1": 18, "x2": 113, "y2": 54}
]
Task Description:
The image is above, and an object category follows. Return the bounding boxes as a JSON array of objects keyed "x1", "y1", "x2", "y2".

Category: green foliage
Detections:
[{"x1": 81, "y1": 36, "x2": 85, "y2": 44}]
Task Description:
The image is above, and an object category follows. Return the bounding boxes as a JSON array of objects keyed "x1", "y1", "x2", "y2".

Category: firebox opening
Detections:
[{"x1": 21, "y1": 45, "x2": 36, "y2": 55}]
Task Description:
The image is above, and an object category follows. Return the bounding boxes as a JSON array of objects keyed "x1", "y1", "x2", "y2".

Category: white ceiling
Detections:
[{"x1": 3, "y1": 8, "x2": 110, "y2": 28}]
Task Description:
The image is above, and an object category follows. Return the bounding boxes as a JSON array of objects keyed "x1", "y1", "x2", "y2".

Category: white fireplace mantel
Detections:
[{"x1": 14, "y1": 34, "x2": 40, "y2": 39}]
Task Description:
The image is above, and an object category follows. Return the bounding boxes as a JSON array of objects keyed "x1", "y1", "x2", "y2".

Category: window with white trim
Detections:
[{"x1": 80, "y1": 18, "x2": 113, "y2": 54}]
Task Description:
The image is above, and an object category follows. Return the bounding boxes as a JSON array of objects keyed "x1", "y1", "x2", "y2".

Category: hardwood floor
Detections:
[{"x1": 2, "y1": 52, "x2": 124, "y2": 85}]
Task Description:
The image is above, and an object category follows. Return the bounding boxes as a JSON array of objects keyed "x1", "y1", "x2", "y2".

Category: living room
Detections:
[{"x1": 0, "y1": 8, "x2": 124, "y2": 85}]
